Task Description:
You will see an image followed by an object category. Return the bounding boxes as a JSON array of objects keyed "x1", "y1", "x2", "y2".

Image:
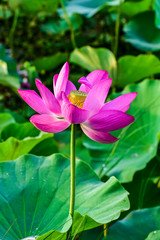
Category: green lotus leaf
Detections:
[
  {"x1": 70, "y1": 46, "x2": 160, "y2": 87},
  {"x1": 0, "y1": 113, "x2": 15, "y2": 131},
  {"x1": 0, "y1": 74, "x2": 20, "y2": 89},
  {"x1": 8, "y1": 0, "x2": 60, "y2": 14},
  {"x1": 0, "y1": 154, "x2": 129, "y2": 239},
  {"x1": 40, "y1": 14, "x2": 83, "y2": 35},
  {"x1": 117, "y1": 54, "x2": 160, "y2": 87},
  {"x1": 58, "y1": 0, "x2": 124, "y2": 18},
  {"x1": 33, "y1": 52, "x2": 67, "y2": 72},
  {"x1": 1, "y1": 110, "x2": 26, "y2": 123},
  {"x1": 145, "y1": 230, "x2": 160, "y2": 240},
  {"x1": 83, "y1": 79, "x2": 160, "y2": 182},
  {"x1": 104, "y1": 207, "x2": 160, "y2": 240},
  {"x1": 154, "y1": 0, "x2": 160, "y2": 29},
  {"x1": 70, "y1": 46, "x2": 117, "y2": 81},
  {"x1": 123, "y1": 11, "x2": 160, "y2": 52},
  {"x1": 121, "y1": 0, "x2": 152, "y2": 17},
  {"x1": 30, "y1": 138, "x2": 59, "y2": 156},
  {"x1": 0, "y1": 122, "x2": 53, "y2": 162}
]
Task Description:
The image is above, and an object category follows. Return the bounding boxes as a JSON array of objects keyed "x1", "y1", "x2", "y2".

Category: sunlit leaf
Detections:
[
  {"x1": 70, "y1": 46, "x2": 160, "y2": 89},
  {"x1": 121, "y1": 0, "x2": 152, "y2": 17},
  {"x1": 145, "y1": 230, "x2": 160, "y2": 240},
  {"x1": 70, "y1": 46, "x2": 117, "y2": 80},
  {"x1": 117, "y1": 54, "x2": 160, "y2": 87},
  {"x1": 0, "y1": 74, "x2": 20, "y2": 89},
  {"x1": 0, "y1": 122, "x2": 53, "y2": 161}
]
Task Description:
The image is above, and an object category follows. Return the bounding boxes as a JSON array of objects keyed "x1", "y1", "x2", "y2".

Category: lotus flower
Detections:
[{"x1": 18, "y1": 62, "x2": 137, "y2": 143}]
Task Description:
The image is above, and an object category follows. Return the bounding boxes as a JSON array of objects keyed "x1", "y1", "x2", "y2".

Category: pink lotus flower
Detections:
[{"x1": 18, "y1": 62, "x2": 137, "y2": 144}]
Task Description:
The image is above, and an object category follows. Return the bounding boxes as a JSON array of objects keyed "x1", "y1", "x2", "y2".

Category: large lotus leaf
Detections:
[
  {"x1": 117, "y1": 54, "x2": 160, "y2": 87},
  {"x1": 154, "y1": 0, "x2": 160, "y2": 29},
  {"x1": 0, "y1": 113, "x2": 15, "y2": 131},
  {"x1": 104, "y1": 207, "x2": 160, "y2": 240},
  {"x1": 0, "y1": 122, "x2": 53, "y2": 162},
  {"x1": 0, "y1": 154, "x2": 129, "y2": 239},
  {"x1": 58, "y1": 0, "x2": 124, "y2": 18},
  {"x1": 40, "y1": 14, "x2": 83, "y2": 35},
  {"x1": 145, "y1": 230, "x2": 160, "y2": 240},
  {"x1": 70, "y1": 46, "x2": 117, "y2": 80},
  {"x1": 83, "y1": 79, "x2": 160, "y2": 182},
  {"x1": 8, "y1": 0, "x2": 60, "y2": 14},
  {"x1": 121, "y1": 0, "x2": 152, "y2": 17},
  {"x1": 33, "y1": 52, "x2": 67, "y2": 72},
  {"x1": 123, "y1": 11, "x2": 160, "y2": 52},
  {"x1": 70, "y1": 46, "x2": 160, "y2": 87}
]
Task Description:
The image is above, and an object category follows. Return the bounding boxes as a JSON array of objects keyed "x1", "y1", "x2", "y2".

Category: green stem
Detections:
[
  {"x1": 9, "y1": 8, "x2": 20, "y2": 58},
  {"x1": 70, "y1": 124, "x2": 76, "y2": 217},
  {"x1": 61, "y1": 0, "x2": 77, "y2": 49},
  {"x1": 113, "y1": 1, "x2": 122, "y2": 57},
  {"x1": 67, "y1": 124, "x2": 76, "y2": 239}
]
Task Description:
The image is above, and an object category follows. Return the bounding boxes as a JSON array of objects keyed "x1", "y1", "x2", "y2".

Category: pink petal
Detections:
[
  {"x1": 87, "y1": 110, "x2": 135, "y2": 132},
  {"x1": 78, "y1": 76, "x2": 92, "y2": 93},
  {"x1": 83, "y1": 79, "x2": 112, "y2": 116},
  {"x1": 18, "y1": 89, "x2": 49, "y2": 114},
  {"x1": 122, "y1": 105, "x2": 130, "y2": 112},
  {"x1": 100, "y1": 92, "x2": 137, "y2": 112},
  {"x1": 81, "y1": 124, "x2": 119, "y2": 144},
  {"x1": 53, "y1": 74, "x2": 59, "y2": 90},
  {"x1": 86, "y1": 70, "x2": 109, "y2": 85},
  {"x1": 54, "y1": 62, "x2": 69, "y2": 100},
  {"x1": 30, "y1": 114, "x2": 70, "y2": 133},
  {"x1": 61, "y1": 93, "x2": 89, "y2": 124},
  {"x1": 35, "y1": 79, "x2": 61, "y2": 115},
  {"x1": 65, "y1": 80, "x2": 77, "y2": 96}
]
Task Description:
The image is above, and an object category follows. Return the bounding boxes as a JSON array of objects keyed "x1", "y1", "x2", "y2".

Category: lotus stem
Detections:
[
  {"x1": 113, "y1": 1, "x2": 122, "y2": 57},
  {"x1": 103, "y1": 223, "x2": 107, "y2": 237},
  {"x1": 9, "y1": 8, "x2": 19, "y2": 58},
  {"x1": 68, "y1": 124, "x2": 76, "y2": 238},
  {"x1": 61, "y1": 0, "x2": 77, "y2": 49}
]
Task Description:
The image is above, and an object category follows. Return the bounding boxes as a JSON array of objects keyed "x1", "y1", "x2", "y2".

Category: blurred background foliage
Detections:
[{"x1": 0, "y1": 0, "x2": 160, "y2": 239}]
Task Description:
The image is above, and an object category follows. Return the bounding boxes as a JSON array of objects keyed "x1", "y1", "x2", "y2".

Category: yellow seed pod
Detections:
[{"x1": 68, "y1": 90, "x2": 87, "y2": 109}]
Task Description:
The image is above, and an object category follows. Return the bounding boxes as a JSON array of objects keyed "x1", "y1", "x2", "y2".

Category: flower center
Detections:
[{"x1": 68, "y1": 90, "x2": 87, "y2": 109}]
